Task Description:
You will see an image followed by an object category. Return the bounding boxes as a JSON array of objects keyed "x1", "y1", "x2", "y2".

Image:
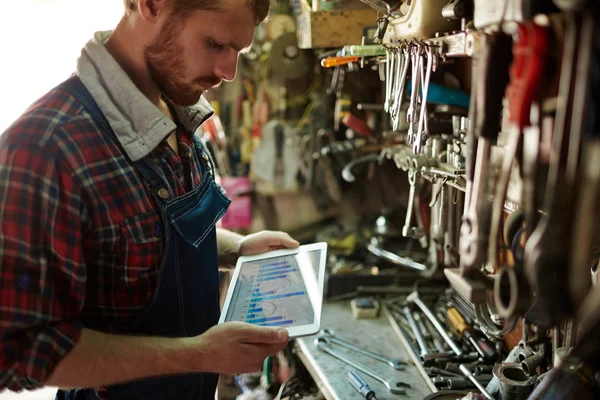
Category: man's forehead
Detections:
[{"x1": 189, "y1": 10, "x2": 254, "y2": 49}]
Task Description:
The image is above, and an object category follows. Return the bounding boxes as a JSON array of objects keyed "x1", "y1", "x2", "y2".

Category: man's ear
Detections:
[{"x1": 138, "y1": 0, "x2": 171, "y2": 23}]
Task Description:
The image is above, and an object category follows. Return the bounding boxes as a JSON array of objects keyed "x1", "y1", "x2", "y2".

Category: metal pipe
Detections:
[
  {"x1": 492, "y1": 362, "x2": 537, "y2": 400},
  {"x1": 404, "y1": 306, "x2": 429, "y2": 357},
  {"x1": 407, "y1": 291, "x2": 463, "y2": 355},
  {"x1": 521, "y1": 351, "x2": 544, "y2": 376}
]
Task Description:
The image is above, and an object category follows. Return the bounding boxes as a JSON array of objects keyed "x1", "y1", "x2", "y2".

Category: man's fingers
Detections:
[
  {"x1": 232, "y1": 323, "x2": 289, "y2": 343},
  {"x1": 264, "y1": 231, "x2": 300, "y2": 248}
]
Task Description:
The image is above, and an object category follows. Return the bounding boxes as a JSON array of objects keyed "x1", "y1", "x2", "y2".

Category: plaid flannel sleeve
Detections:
[{"x1": 0, "y1": 131, "x2": 86, "y2": 391}]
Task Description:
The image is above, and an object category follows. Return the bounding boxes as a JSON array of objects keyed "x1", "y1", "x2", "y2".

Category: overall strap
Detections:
[{"x1": 58, "y1": 76, "x2": 167, "y2": 197}]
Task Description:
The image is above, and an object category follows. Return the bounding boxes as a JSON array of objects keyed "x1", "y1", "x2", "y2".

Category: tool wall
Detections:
[
  {"x1": 210, "y1": 0, "x2": 600, "y2": 398},
  {"x1": 289, "y1": 0, "x2": 600, "y2": 399}
]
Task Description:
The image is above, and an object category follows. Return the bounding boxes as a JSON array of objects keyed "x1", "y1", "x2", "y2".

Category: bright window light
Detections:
[{"x1": 0, "y1": 0, "x2": 123, "y2": 132}]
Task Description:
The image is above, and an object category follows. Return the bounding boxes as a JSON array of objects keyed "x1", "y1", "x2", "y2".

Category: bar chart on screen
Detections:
[{"x1": 225, "y1": 256, "x2": 314, "y2": 327}]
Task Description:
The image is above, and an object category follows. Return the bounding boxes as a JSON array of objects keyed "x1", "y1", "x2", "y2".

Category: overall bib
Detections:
[{"x1": 55, "y1": 77, "x2": 231, "y2": 399}]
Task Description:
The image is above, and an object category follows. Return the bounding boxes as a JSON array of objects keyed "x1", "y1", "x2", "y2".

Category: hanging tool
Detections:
[
  {"x1": 488, "y1": 21, "x2": 550, "y2": 275},
  {"x1": 406, "y1": 43, "x2": 422, "y2": 143},
  {"x1": 447, "y1": 308, "x2": 496, "y2": 361},
  {"x1": 446, "y1": 30, "x2": 513, "y2": 305},
  {"x1": 348, "y1": 371, "x2": 378, "y2": 400},
  {"x1": 524, "y1": 12, "x2": 589, "y2": 328},
  {"x1": 566, "y1": 12, "x2": 599, "y2": 315},
  {"x1": 414, "y1": 43, "x2": 437, "y2": 154}
]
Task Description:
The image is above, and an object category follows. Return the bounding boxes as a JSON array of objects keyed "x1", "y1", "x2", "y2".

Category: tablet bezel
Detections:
[{"x1": 218, "y1": 242, "x2": 328, "y2": 338}]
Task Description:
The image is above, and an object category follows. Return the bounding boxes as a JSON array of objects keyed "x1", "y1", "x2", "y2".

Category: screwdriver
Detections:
[
  {"x1": 447, "y1": 307, "x2": 496, "y2": 361},
  {"x1": 321, "y1": 56, "x2": 359, "y2": 68},
  {"x1": 347, "y1": 371, "x2": 378, "y2": 400}
]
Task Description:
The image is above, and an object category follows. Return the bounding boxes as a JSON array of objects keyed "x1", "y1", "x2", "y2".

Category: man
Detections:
[{"x1": 0, "y1": 0, "x2": 299, "y2": 398}]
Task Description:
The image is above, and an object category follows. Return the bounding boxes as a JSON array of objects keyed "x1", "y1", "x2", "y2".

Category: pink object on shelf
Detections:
[{"x1": 218, "y1": 177, "x2": 252, "y2": 229}]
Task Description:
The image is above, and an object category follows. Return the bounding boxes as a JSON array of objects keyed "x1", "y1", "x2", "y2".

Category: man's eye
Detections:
[{"x1": 208, "y1": 39, "x2": 225, "y2": 50}]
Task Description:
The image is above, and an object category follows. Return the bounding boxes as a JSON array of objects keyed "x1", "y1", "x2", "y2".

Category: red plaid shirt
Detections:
[{"x1": 0, "y1": 83, "x2": 210, "y2": 391}]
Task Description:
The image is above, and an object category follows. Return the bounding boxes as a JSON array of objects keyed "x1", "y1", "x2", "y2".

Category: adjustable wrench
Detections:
[
  {"x1": 315, "y1": 337, "x2": 410, "y2": 394},
  {"x1": 318, "y1": 329, "x2": 407, "y2": 370}
]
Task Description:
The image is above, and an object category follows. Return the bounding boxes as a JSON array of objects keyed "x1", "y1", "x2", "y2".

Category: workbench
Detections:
[{"x1": 295, "y1": 302, "x2": 432, "y2": 400}]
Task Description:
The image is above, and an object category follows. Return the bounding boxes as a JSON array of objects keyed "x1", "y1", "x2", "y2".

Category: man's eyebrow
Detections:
[{"x1": 230, "y1": 40, "x2": 251, "y2": 53}]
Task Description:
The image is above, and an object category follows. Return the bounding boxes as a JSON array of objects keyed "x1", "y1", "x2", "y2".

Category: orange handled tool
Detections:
[{"x1": 321, "y1": 56, "x2": 359, "y2": 68}]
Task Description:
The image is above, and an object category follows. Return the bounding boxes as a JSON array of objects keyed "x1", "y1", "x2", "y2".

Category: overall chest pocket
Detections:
[
  {"x1": 170, "y1": 182, "x2": 231, "y2": 248},
  {"x1": 119, "y1": 211, "x2": 164, "y2": 285}
]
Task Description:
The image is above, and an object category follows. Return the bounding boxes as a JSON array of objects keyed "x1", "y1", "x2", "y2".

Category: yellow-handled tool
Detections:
[{"x1": 447, "y1": 308, "x2": 496, "y2": 361}]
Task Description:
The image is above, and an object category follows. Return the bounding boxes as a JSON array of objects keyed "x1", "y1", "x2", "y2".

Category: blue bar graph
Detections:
[
  {"x1": 252, "y1": 291, "x2": 305, "y2": 302},
  {"x1": 246, "y1": 313, "x2": 256, "y2": 319},
  {"x1": 257, "y1": 274, "x2": 288, "y2": 282},
  {"x1": 246, "y1": 316, "x2": 283, "y2": 324},
  {"x1": 258, "y1": 265, "x2": 293, "y2": 274},
  {"x1": 252, "y1": 290, "x2": 275, "y2": 297},
  {"x1": 258, "y1": 268, "x2": 296, "y2": 278},
  {"x1": 248, "y1": 308, "x2": 262, "y2": 313},
  {"x1": 262, "y1": 320, "x2": 293, "y2": 327},
  {"x1": 261, "y1": 261, "x2": 289, "y2": 268}
]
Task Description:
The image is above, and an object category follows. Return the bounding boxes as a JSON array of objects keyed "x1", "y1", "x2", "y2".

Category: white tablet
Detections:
[{"x1": 219, "y1": 242, "x2": 328, "y2": 338}]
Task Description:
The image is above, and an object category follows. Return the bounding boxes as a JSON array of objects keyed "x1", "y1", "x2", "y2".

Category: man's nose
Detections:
[{"x1": 214, "y1": 52, "x2": 238, "y2": 82}]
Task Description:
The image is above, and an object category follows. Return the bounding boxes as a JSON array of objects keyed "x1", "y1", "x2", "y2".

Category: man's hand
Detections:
[
  {"x1": 195, "y1": 322, "x2": 289, "y2": 374},
  {"x1": 238, "y1": 231, "x2": 300, "y2": 256}
]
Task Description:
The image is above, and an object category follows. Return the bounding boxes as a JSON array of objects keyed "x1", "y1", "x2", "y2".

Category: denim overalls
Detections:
[{"x1": 55, "y1": 76, "x2": 231, "y2": 399}]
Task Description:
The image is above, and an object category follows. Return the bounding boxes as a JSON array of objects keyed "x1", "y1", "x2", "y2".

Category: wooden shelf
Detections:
[{"x1": 296, "y1": 9, "x2": 379, "y2": 49}]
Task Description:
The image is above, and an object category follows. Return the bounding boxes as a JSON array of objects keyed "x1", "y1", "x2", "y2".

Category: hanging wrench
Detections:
[
  {"x1": 390, "y1": 48, "x2": 403, "y2": 128},
  {"x1": 385, "y1": 47, "x2": 395, "y2": 114},
  {"x1": 391, "y1": 46, "x2": 410, "y2": 131},
  {"x1": 488, "y1": 22, "x2": 550, "y2": 276},
  {"x1": 318, "y1": 329, "x2": 407, "y2": 370},
  {"x1": 384, "y1": 48, "x2": 391, "y2": 113},
  {"x1": 406, "y1": 44, "x2": 422, "y2": 144},
  {"x1": 316, "y1": 337, "x2": 410, "y2": 394},
  {"x1": 390, "y1": 49, "x2": 403, "y2": 129},
  {"x1": 413, "y1": 45, "x2": 435, "y2": 154},
  {"x1": 402, "y1": 168, "x2": 419, "y2": 238}
]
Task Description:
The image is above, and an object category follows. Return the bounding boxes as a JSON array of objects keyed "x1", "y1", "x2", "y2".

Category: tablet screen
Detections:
[{"x1": 223, "y1": 250, "x2": 322, "y2": 328}]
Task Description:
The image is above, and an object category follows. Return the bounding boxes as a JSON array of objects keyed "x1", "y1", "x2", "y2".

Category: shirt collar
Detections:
[{"x1": 75, "y1": 31, "x2": 214, "y2": 161}]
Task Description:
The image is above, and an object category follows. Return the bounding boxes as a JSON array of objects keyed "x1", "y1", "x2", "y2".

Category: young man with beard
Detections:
[{"x1": 0, "y1": 0, "x2": 299, "y2": 398}]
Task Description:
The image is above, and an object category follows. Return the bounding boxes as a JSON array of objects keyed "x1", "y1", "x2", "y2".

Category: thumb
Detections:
[
  {"x1": 236, "y1": 324, "x2": 289, "y2": 343},
  {"x1": 266, "y1": 231, "x2": 300, "y2": 248}
]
